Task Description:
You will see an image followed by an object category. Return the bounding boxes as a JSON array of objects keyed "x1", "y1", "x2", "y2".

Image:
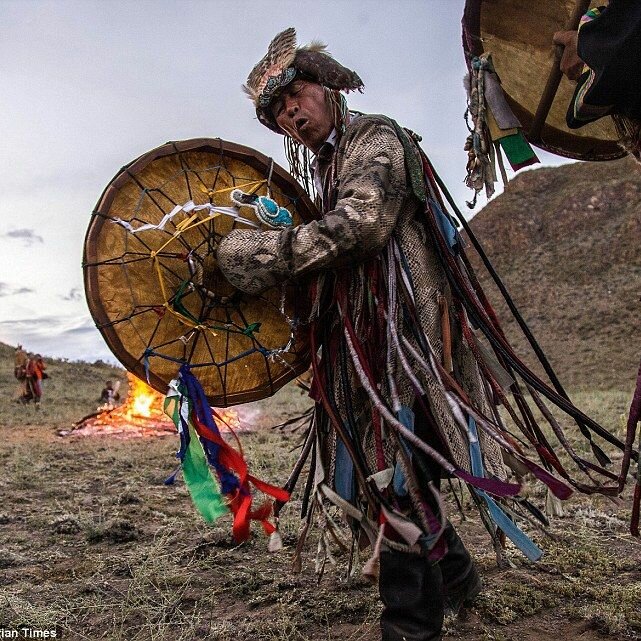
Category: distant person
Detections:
[
  {"x1": 553, "y1": 1, "x2": 641, "y2": 160},
  {"x1": 14, "y1": 344, "x2": 28, "y2": 397},
  {"x1": 23, "y1": 354, "x2": 47, "y2": 408},
  {"x1": 99, "y1": 380, "x2": 121, "y2": 409}
]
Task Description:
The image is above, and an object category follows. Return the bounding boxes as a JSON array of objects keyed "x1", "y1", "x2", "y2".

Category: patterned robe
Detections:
[{"x1": 218, "y1": 114, "x2": 512, "y2": 554}]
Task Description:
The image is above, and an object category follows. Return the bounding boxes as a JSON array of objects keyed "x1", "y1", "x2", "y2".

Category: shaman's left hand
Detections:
[{"x1": 553, "y1": 30, "x2": 584, "y2": 81}]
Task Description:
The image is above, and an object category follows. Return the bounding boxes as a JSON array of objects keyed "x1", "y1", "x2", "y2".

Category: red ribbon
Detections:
[{"x1": 192, "y1": 414, "x2": 289, "y2": 542}]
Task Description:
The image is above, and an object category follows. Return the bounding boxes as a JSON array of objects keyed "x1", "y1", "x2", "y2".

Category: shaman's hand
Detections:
[{"x1": 553, "y1": 30, "x2": 585, "y2": 81}]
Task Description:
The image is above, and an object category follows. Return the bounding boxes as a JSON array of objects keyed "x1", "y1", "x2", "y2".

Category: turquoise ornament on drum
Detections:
[{"x1": 230, "y1": 188, "x2": 293, "y2": 229}]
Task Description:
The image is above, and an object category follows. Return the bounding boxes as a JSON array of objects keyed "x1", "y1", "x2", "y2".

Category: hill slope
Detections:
[
  {"x1": 0, "y1": 340, "x2": 125, "y2": 426},
  {"x1": 468, "y1": 157, "x2": 641, "y2": 391}
]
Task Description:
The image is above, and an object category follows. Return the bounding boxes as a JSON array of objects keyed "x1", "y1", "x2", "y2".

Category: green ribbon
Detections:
[
  {"x1": 241, "y1": 322, "x2": 261, "y2": 337},
  {"x1": 182, "y1": 425, "x2": 228, "y2": 521},
  {"x1": 164, "y1": 389, "x2": 228, "y2": 522},
  {"x1": 499, "y1": 131, "x2": 537, "y2": 167}
]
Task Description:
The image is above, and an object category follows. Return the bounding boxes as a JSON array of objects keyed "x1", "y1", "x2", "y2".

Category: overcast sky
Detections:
[{"x1": 0, "y1": 0, "x2": 570, "y2": 363}]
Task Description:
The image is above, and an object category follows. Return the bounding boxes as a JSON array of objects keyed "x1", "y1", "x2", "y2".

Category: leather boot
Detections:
[
  {"x1": 379, "y1": 550, "x2": 444, "y2": 641},
  {"x1": 439, "y1": 523, "x2": 482, "y2": 616}
]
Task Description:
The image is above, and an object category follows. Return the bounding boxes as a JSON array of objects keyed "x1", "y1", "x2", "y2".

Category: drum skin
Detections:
[
  {"x1": 84, "y1": 138, "x2": 317, "y2": 406},
  {"x1": 463, "y1": 0, "x2": 626, "y2": 161}
]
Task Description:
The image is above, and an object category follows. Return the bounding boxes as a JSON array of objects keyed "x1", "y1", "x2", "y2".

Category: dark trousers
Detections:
[{"x1": 378, "y1": 399, "x2": 477, "y2": 641}]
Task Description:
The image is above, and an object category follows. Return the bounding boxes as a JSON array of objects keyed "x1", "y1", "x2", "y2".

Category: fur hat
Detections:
[{"x1": 243, "y1": 27, "x2": 364, "y2": 133}]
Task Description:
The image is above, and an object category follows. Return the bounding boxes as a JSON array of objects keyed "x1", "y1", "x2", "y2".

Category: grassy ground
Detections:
[{"x1": 1, "y1": 354, "x2": 640, "y2": 640}]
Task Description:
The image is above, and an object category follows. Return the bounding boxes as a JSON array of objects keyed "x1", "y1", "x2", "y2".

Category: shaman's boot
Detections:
[
  {"x1": 439, "y1": 523, "x2": 482, "y2": 616},
  {"x1": 379, "y1": 550, "x2": 444, "y2": 641}
]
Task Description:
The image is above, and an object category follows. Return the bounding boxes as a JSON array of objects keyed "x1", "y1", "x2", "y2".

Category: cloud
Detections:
[
  {"x1": 0, "y1": 282, "x2": 35, "y2": 297},
  {"x1": 3, "y1": 228, "x2": 44, "y2": 246},
  {"x1": 63, "y1": 324, "x2": 98, "y2": 336},
  {"x1": 0, "y1": 314, "x2": 117, "y2": 363},
  {"x1": 61, "y1": 287, "x2": 82, "y2": 301}
]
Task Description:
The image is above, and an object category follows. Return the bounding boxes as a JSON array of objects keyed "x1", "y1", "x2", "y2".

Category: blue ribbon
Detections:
[
  {"x1": 180, "y1": 365, "x2": 240, "y2": 495},
  {"x1": 468, "y1": 417, "x2": 543, "y2": 561},
  {"x1": 429, "y1": 198, "x2": 461, "y2": 253},
  {"x1": 392, "y1": 405, "x2": 415, "y2": 497},
  {"x1": 334, "y1": 438, "x2": 355, "y2": 504},
  {"x1": 163, "y1": 464, "x2": 182, "y2": 486}
]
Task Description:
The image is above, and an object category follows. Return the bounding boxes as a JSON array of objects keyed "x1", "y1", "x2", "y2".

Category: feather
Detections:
[
  {"x1": 242, "y1": 83, "x2": 257, "y2": 101},
  {"x1": 301, "y1": 39, "x2": 328, "y2": 54},
  {"x1": 245, "y1": 27, "x2": 298, "y2": 101}
]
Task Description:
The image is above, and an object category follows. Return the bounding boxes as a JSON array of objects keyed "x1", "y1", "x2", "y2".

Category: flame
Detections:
[
  {"x1": 68, "y1": 372, "x2": 244, "y2": 439},
  {"x1": 214, "y1": 407, "x2": 242, "y2": 432},
  {"x1": 124, "y1": 374, "x2": 160, "y2": 419}
]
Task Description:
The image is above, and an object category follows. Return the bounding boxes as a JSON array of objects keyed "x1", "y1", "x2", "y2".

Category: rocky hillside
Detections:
[{"x1": 468, "y1": 156, "x2": 641, "y2": 391}]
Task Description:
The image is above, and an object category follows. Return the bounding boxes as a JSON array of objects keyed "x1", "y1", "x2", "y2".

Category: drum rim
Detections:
[{"x1": 84, "y1": 137, "x2": 314, "y2": 405}]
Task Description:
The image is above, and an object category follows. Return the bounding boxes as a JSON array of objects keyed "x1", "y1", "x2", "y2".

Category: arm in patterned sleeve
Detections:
[{"x1": 217, "y1": 117, "x2": 410, "y2": 295}]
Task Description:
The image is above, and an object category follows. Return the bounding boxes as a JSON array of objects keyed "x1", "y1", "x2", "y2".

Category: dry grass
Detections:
[{"x1": 0, "y1": 342, "x2": 640, "y2": 640}]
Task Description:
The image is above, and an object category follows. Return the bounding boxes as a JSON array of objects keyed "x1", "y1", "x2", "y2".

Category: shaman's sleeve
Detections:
[{"x1": 217, "y1": 120, "x2": 408, "y2": 295}]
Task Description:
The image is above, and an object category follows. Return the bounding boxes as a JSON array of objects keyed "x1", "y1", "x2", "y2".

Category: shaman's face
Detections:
[{"x1": 271, "y1": 80, "x2": 334, "y2": 153}]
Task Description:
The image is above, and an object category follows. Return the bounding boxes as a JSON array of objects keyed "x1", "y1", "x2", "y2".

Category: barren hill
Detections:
[{"x1": 468, "y1": 157, "x2": 641, "y2": 391}]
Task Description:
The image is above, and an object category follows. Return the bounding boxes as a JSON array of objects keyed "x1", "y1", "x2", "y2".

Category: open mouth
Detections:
[{"x1": 295, "y1": 117, "x2": 309, "y2": 132}]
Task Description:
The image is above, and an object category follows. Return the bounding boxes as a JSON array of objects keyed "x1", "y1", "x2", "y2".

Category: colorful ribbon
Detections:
[{"x1": 164, "y1": 365, "x2": 289, "y2": 541}]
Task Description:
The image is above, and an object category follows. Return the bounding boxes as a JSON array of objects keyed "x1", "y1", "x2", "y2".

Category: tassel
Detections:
[
  {"x1": 164, "y1": 365, "x2": 289, "y2": 542},
  {"x1": 362, "y1": 521, "x2": 385, "y2": 584},
  {"x1": 164, "y1": 381, "x2": 228, "y2": 521},
  {"x1": 545, "y1": 488, "x2": 565, "y2": 518}
]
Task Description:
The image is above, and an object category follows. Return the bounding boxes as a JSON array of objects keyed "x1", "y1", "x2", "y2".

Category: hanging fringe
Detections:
[
  {"x1": 624, "y1": 359, "x2": 641, "y2": 536},
  {"x1": 467, "y1": 416, "x2": 543, "y2": 561},
  {"x1": 612, "y1": 115, "x2": 641, "y2": 162},
  {"x1": 284, "y1": 136, "x2": 316, "y2": 200},
  {"x1": 292, "y1": 113, "x2": 638, "y2": 574},
  {"x1": 464, "y1": 53, "x2": 538, "y2": 207},
  {"x1": 362, "y1": 521, "x2": 385, "y2": 583}
]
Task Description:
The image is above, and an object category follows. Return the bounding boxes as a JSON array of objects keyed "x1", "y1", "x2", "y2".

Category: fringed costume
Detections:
[{"x1": 218, "y1": 27, "x2": 635, "y2": 641}]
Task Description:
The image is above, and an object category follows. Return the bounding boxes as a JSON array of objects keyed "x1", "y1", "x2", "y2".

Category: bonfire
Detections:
[{"x1": 64, "y1": 373, "x2": 240, "y2": 438}]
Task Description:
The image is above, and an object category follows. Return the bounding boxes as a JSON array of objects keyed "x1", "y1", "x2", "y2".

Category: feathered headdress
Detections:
[{"x1": 243, "y1": 27, "x2": 364, "y2": 133}]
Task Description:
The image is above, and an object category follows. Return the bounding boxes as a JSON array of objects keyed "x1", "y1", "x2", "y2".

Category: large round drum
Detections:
[
  {"x1": 84, "y1": 138, "x2": 317, "y2": 406},
  {"x1": 463, "y1": 0, "x2": 625, "y2": 161}
]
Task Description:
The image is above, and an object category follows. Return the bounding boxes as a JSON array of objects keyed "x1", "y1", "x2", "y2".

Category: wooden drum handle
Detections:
[{"x1": 528, "y1": 0, "x2": 593, "y2": 143}]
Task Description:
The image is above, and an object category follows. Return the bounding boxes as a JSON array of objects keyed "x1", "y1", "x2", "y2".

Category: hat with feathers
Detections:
[{"x1": 243, "y1": 27, "x2": 364, "y2": 133}]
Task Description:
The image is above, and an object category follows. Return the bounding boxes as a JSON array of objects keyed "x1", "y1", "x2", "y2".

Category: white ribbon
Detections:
[
  {"x1": 166, "y1": 377, "x2": 190, "y2": 435},
  {"x1": 113, "y1": 200, "x2": 259, "y2": 234}
]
